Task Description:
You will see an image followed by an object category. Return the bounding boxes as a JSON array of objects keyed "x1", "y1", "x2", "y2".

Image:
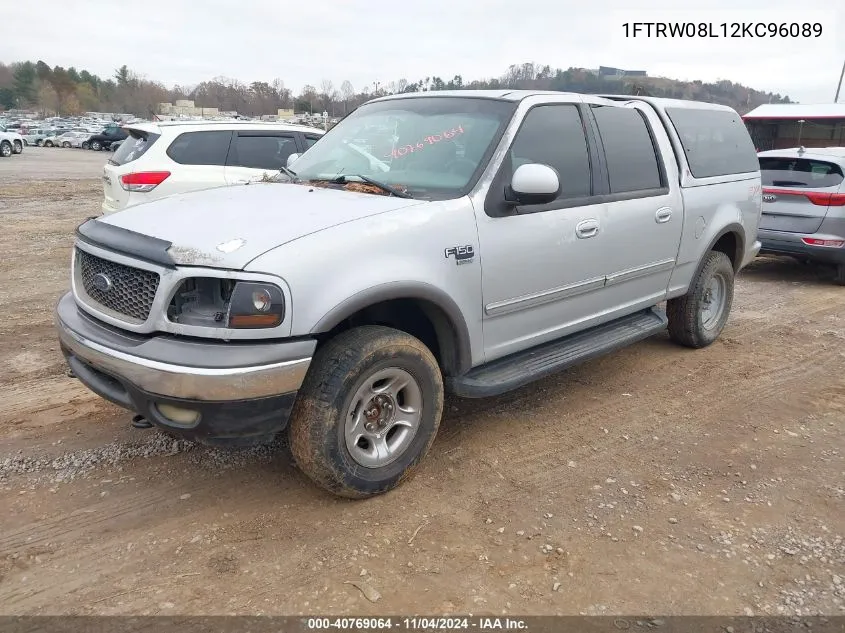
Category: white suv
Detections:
[{"x1": 101, "y1": 120, "x2": 325, "y2": 214}]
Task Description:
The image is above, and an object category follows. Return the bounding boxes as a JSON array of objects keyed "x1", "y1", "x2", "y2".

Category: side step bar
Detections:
[{"x1": 447, "y1": 308, "x2": 668, "y2": 398}]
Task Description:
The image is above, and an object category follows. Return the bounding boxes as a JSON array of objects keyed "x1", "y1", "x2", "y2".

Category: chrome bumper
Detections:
[{"x1": 56, "y1": 293, "x2": 313, "y2": 402}]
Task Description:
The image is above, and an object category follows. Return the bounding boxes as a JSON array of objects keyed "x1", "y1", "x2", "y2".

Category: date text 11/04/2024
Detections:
[{"x1": 622, "y1": 22, "x2": 822, "y2": 38}]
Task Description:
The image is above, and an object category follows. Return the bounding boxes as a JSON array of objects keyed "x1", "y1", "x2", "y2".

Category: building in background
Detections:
[
  {"x1": 157, "y1": 100, "x2": 220, "y2": 118},
  {"x1": 584, "y1": 66, "x2": 648, "y2": 80},
  {"x1": 743, "y1": 104, "x2": 845, "y2": 151}
]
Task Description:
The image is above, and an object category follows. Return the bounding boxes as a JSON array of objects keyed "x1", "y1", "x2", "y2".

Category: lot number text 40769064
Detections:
[{"x1": 622, "y1": 22, "x2": 822, "y2": 38}]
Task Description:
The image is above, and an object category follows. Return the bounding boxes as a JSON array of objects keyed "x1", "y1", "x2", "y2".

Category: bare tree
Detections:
[{"x1": 340, "y1": 80, "x2": 354, "y2": 114}]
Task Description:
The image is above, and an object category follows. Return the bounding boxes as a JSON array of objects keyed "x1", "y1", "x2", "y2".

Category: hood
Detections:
[{"x1": 98, "y1": 181, "x2": 425, "y2": 269}]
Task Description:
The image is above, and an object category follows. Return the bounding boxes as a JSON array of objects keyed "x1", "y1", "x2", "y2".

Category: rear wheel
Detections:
[
  {"x1": 667, "y1": 250, "x2": 735, "y2": 348},
  {"x1": 44, "y1": 140, "x2": 53, "y2": 147},
  {"x1": 0, "y1": 141, "x2": 11, "y2": 158},
  {"x1": 289, "y1": 325, "x2": 444, "y2": 499},
  {"x1": 834, "y1": 264, "x2": 845, "y2": 286},
  {"x1": 35, "y1": 139, "x2": 42, "y2": 147},
  {"x1": 62, "y1": 141, "x2": 71, "y2": 148},
  {"x1": 91, "y1": 140, "x2": 102, "y2": 151},
  {"x1": 22, "y1": 140, "x2": 28, "y2": 147},
  {"x1": 81, "y1": 142, "x2": 89, "y2": 149}
]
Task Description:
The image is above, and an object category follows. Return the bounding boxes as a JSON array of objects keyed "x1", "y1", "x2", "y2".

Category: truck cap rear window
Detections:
[{"x1": 665, "y1": 108, "x2": 759, "y2": 179}]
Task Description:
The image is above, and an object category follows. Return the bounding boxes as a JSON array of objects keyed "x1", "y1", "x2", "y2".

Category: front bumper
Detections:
[{"x1": 56, "y1": 292, "x2": 315, "y2": 447}]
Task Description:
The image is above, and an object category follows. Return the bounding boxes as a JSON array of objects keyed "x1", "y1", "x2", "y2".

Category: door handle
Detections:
[
  {"x1": 655, "y1": 207, "x2": 673, "y2": 223},
  {"x1": 575, "y1": 219, "x2": 600, "y2": 239}
]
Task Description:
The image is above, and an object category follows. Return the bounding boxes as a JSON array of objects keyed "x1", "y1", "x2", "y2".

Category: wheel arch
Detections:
[
  {"x1": 310, "y1": 282, "x2": 473, "y2": 377},
  {"x1": 704, "y1": 223, "x2": 745, "y2": 273}
]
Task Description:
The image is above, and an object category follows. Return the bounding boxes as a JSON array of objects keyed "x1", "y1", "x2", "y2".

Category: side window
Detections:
[
  {"x1": 591, "y1": 105, "x2": 663, "y2": 194},
  {"x1": 228, "y1": 134, "x2": 299, "y2": 170},
  {"x1": 166, "y1": 131, "x2": 232, "y2": 166},
  {"x1": 508, "y1": 104, "x2": 591, "y2": 200},
  {"x1": 665, "y1": 107, "x2": 758, "y2": 179},
  {"x1": 304, "y1": 134, "x2": 321, "y2": 148}
]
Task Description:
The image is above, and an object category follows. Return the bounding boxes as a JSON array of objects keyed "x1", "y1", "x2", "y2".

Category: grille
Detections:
[{"x1": 76, "y1": 248, "x2": 160, "y2": 322}]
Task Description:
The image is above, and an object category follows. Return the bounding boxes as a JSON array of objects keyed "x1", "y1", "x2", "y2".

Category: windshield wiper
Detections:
[
  {"x1": 329, "y1": 174, "x2": 413, "y2": 199},
  {"x1": 278, "y1": 165, "x2": 299, "y2": 181}
]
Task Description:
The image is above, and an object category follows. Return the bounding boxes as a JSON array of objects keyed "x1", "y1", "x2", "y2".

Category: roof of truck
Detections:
[{"x1": 368, "y1": 90, "x2": 739, "y2": 112}]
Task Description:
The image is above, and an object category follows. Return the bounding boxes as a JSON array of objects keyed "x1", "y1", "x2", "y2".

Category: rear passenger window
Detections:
[
  {"x1": 166, "y1": 131, "x2": 232, "y2": 166},
  {"x1": 509, "y1": 104, "x2": 591, "y2": 199},
  {"x1": 759, "y1": 157, "x2": 844, "y2": 188},
  {"x1": 304, "y1": 135, "x2": 321, "y2": 148},
  {"x1": 665, "y1": 108, "x2": 759, "y2": 179},
  {"x1": 228, "y1": 135, "x2": 299, "y2": 170},
  {"x1": 592, "y1": 105, "x2": 663, "y2": 194}
]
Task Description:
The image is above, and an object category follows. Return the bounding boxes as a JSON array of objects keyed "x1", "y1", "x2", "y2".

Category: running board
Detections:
[{"x1": 447, "y1": 308, "x2": 668, "y2": 398}]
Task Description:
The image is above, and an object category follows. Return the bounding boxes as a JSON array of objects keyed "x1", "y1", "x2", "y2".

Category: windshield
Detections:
[{"x1": 290, "y1": 96, "x2": 516, "y2": 200}]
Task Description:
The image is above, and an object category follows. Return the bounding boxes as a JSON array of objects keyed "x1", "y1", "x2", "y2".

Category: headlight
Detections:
[
  {"x1": 227, "y1": 281, "x2": 285, "y2": 328},
  {"x1": 167, "y1": 278, "x2": 285, "y2": 329}
]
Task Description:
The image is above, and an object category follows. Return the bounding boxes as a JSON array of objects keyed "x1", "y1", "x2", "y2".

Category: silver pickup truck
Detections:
[{"x1": 56, "y1": 90, "x2": 762, "y2": 498}]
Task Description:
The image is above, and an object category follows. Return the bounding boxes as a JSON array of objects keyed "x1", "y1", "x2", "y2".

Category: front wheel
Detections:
[
  {"x1": 62, "y1": 142, "x2": 71, "y2": 148},
  {"x1": 289, "y1": 325, "x2": 444, "y2": 499},
  {"x1": 81, "y1": 142, "x2": 89, "y2": 149},
  {"x1": 667, "y1": 250, "x2": 735, "y2": 348},
  {"x1": 90, "y1": 141, "x2": 101, "y2": 151},
  {"x1": 44, "y1": 140, "x2": 53, "y2": 147},
  {"x1": 12, "y1": 140, "x2": 22, "y2": 154},
  {"x1": 0, "y1": 141, "x2": 11, "y2": 158},
  {"x1": 22, "y1": 140, "x2": 28, "y2": 147}
]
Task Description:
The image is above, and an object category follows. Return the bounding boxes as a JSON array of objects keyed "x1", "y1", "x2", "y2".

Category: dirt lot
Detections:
[{"x1": 1, "y1": 148, "x2": 843, "y2": 616}]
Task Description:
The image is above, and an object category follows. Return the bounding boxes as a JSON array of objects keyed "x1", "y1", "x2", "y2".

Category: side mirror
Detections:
[
  {"x1": 507, "y1": 163, "x2": 560, "y2": 206},
  {"x1": 286, "y1": 153, "x2": 300, "y2": 168}
]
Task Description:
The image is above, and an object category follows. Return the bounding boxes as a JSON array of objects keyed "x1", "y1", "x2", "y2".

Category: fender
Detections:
[
  {"x1": 310, "y1": 280, "x2": 473, "y2": 375},
  {"x1": 703, "y1": 222, "x2": 746, "y2": 272}
]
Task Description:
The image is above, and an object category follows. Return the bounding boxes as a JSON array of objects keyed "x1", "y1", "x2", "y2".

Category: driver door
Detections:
[{"x1": 475, "y1": 100, "x2": 611, "y2": 362}]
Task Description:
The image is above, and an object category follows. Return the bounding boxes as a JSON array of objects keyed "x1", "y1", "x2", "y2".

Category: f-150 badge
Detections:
[{"x1": 445, "y1": 245, "x2": 475, "y2": 265}]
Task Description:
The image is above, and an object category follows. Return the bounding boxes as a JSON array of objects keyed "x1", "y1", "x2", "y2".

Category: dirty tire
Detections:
[
  {"x1": 834, "y1": 264, "x2": 845, "y2": 287},
  {"x1": 667, "y1": 250, "x2": 735, "y2": 348},
  {"x1": 288, "y1": 325, "x2": 444, "y2": 499}
]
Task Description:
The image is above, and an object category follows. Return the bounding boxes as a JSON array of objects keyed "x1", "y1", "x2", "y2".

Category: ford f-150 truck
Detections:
[{"x1": 55, "y1": 90, "x2": 762, "y2": 498}]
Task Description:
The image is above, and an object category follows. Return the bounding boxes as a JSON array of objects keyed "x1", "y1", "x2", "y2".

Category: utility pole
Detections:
[{"x1": 835, "y1": 58, "x2": 845, "y2": 103}]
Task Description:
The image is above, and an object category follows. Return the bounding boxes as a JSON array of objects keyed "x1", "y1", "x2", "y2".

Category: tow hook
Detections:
[
  {"x1": 66, "y1": 368, "x2": 76, "y2": 378},
  {"x1": 131, "y1": 414, "x2": 153, "y2": 429}
]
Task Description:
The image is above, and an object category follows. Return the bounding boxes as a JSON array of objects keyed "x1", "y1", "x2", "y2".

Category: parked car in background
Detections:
[
  {"x1": 55, "y1": 131, "x2": 93, "y2": 148},
  {"x1": 0, "y1": 128, "x2": 24, "y2": 154},
  {"x1": 86, "y1": 126, "x2": 128, "y2": 151},
  {"x1": 109, "y1": 139, "x2": 124, "y2": 153},
  {"x1": 0, "y1": 130, "x2": 24, "y2": 158},
  {"x1": 757, "y1": 147, "x2": 845, "y2": 285},
  {"x1": 20, "y1": 129, "x2": 58, "y2": 147},
  {"x1": 58, "y1": 91, "x2": 761, "y2": 498},
  {"x1": 101, "y1": 120, "x2": 324, "y2": 213}
]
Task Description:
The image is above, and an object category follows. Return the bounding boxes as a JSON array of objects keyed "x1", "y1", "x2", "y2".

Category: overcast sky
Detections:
[{"x1": 6, "y1": 0, "x2": 844, "y2": 103}]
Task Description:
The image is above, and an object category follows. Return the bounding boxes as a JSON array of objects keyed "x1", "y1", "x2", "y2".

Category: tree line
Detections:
[{"x1": 0, "y1": 60, "x2": 792, "y2": 119}]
